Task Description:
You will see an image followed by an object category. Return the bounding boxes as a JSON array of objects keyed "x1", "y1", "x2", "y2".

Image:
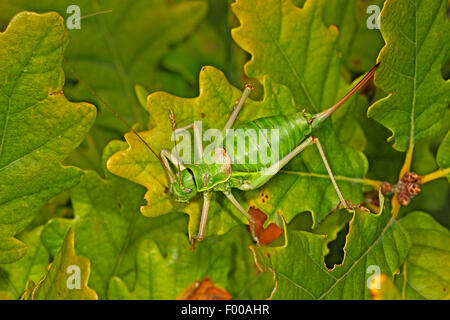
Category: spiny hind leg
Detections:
[
  {"x1": 223, "y1": 190, "x2": 260, "y2": 245},
  {"x1": 223, "y1": 84, "x2": 253, "y2": 131},
  {"x1": 250, "y1": 136, "x2": 350, "y2": 210},
  {"x1": 248, "y1": 137, "x2": 316, "y2": 189}
]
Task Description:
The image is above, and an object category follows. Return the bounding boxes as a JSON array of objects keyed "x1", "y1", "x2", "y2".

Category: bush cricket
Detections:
[{"x1": 66, "y1": 62, "x2": 379, "y2": 245}]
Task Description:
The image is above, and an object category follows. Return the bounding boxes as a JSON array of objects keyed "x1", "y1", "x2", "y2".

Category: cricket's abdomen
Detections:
[{"x1": 225, "y1": 112, "x2": 312, "y2": 173}]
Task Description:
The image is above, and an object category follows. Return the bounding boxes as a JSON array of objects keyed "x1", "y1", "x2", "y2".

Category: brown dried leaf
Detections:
[
  {"x1": 181, "y1": 278, "x2": 232, "y2": 300},
  {"x1": 249, "y1": 207, "x2": 283, "y2": 245}
]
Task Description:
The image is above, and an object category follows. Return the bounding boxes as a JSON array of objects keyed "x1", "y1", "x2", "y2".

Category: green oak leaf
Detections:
[
  {"x1": 108, "y1": 233, "x2": 232, "y2": 300},
  {"x1": 354, "y1": 97, "x2": 405, "y2": 184},
  {"x1": 0, "y1": 227, "x2": 49, "y2": 299},
  {"x1": 0, "y1": 12, "x2": 96, "y2": 263},
  {"x1": 396, "y1": 211, "x2": 450, "y2": 299},
  {"x1": 412, "y1": 111, "x2": 450, "y2": 177},
  {"x1": 107, "y1": 223, "x2": 273, "y2": 300},
  {"x1": 252, "y1": 208, "x2": 410, "y2": 299},
  {"x1": 0, "y1": 292, "x2": 14, "y2": 300},
  {"x1": 436, "y1": 131, "x2": 450, "y2": 182},
  {"x1": 324, "y1": 0, "x2": 385, "y2": 73},
  {"x1": 368, "y1": 0, "x2": 450, "y2": 151},
  {"x1": 26, "y1": 191, "x2": 72, "y2": 231},
  {"x1": 324, "y1": 0, "x2": 358, "y2": 68},
  {"x1": 31, "y1": 228, "x2": 98, "y2": 300},
  {"x1": 41, "y1": 141, "x2": 188, "y2": 298},
  {"x1": 0, "y1": 0, "x2": 207, "y2": 172},
  {"x1": 332, "y1": 94, "x2": 368, "y2": 152},
  {"x1": 232, "y1": 0, "x2": 351, "y2": 113},
  {"x1": 225, "y1": 225, "x2": 274, "y2": 300},
  {"x1": 347, "y1": 0, "x2": 385, "y2": 73},
  {"x1": 163, "y1": 0, "x2": 248, "y2": 89},
  {"x1": 162, "y1": 24, "x2": 227, "y2": 86}
]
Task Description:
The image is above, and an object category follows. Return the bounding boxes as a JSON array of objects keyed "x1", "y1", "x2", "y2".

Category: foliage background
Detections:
[{"x1": 0, "y1": 0, "x2": 448, "y2": 300}]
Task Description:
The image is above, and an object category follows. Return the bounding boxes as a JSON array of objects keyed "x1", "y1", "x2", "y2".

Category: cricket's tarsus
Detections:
[{"x1": 67, "y1": 59, "x2": 379, "y2": 245}]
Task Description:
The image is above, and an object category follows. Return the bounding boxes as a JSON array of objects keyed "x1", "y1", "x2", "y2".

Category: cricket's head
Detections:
[
  {"x1": 170, "y1": 169, "x2": 198, "y2": 203},
  {"x1": 183, "y1": 148, "x2": 233, "y2": 193}
]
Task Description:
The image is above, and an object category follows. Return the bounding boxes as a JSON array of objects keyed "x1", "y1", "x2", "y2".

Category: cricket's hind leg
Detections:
[
  {"x1": 254, "y1": 136, "x2": 353, "y2": 211},
  {"x1": 311, "y1": 137, "x2": 352, "y2": 210}
]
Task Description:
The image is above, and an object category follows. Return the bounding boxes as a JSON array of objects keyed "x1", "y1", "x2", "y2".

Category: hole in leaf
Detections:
[{"x1": 325, "y1": 222, "x2": 349, "y2": 270}]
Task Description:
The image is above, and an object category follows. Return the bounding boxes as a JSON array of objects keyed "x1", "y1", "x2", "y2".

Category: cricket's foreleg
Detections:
[
  {"x1": 175, "y1": 122, "x2": 203, "y2": 157},
  {"x1": 192, "y1": 191, "x2": 212, "y2": 242},
  {"x1": 161, "y1": 148, "x2": 186, "y2": 170},
  {"x1": 223, "y1": 84, "x2": 253, "y2": 131},
  {"x1": 160, "y1": 149, "x2": 176, "y2": 183},
  {"x1": 223, "y1": 191, "x2": 260, "y2": 245}
]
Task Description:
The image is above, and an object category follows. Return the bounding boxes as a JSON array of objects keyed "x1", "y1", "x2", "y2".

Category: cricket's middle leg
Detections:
[{"x1": 192, "y1": 191, "x2": 212, "y2": 242}]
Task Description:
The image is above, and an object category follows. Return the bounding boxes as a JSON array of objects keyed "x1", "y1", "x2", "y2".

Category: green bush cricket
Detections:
[{"x1": 67, "y1": 62, "x2": 379, "y2": 245}]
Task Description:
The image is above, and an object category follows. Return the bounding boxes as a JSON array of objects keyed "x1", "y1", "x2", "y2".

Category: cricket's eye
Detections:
[{"x1": 186, "y1": 188, "x2": 193, "y2": 193}]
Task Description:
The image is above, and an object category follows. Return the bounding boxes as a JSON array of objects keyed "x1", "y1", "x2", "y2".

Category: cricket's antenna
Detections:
[
  {"x1": 63, "y1": 60, "x2": 164, "y2": 165},
  {"x1": 79, "y1": 9, "x2": 113, "y2": 21},
  {"x1": 169, "y1": 110, "x2": 183, "y2": 186},
  {"x1": 311, "y1": 63, "x2": 380, "y2": 125}
]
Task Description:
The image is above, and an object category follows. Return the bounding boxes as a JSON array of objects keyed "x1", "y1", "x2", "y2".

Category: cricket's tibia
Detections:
[{"x1": 311, "y1": 63, "x2": 380, "y2": 126}]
